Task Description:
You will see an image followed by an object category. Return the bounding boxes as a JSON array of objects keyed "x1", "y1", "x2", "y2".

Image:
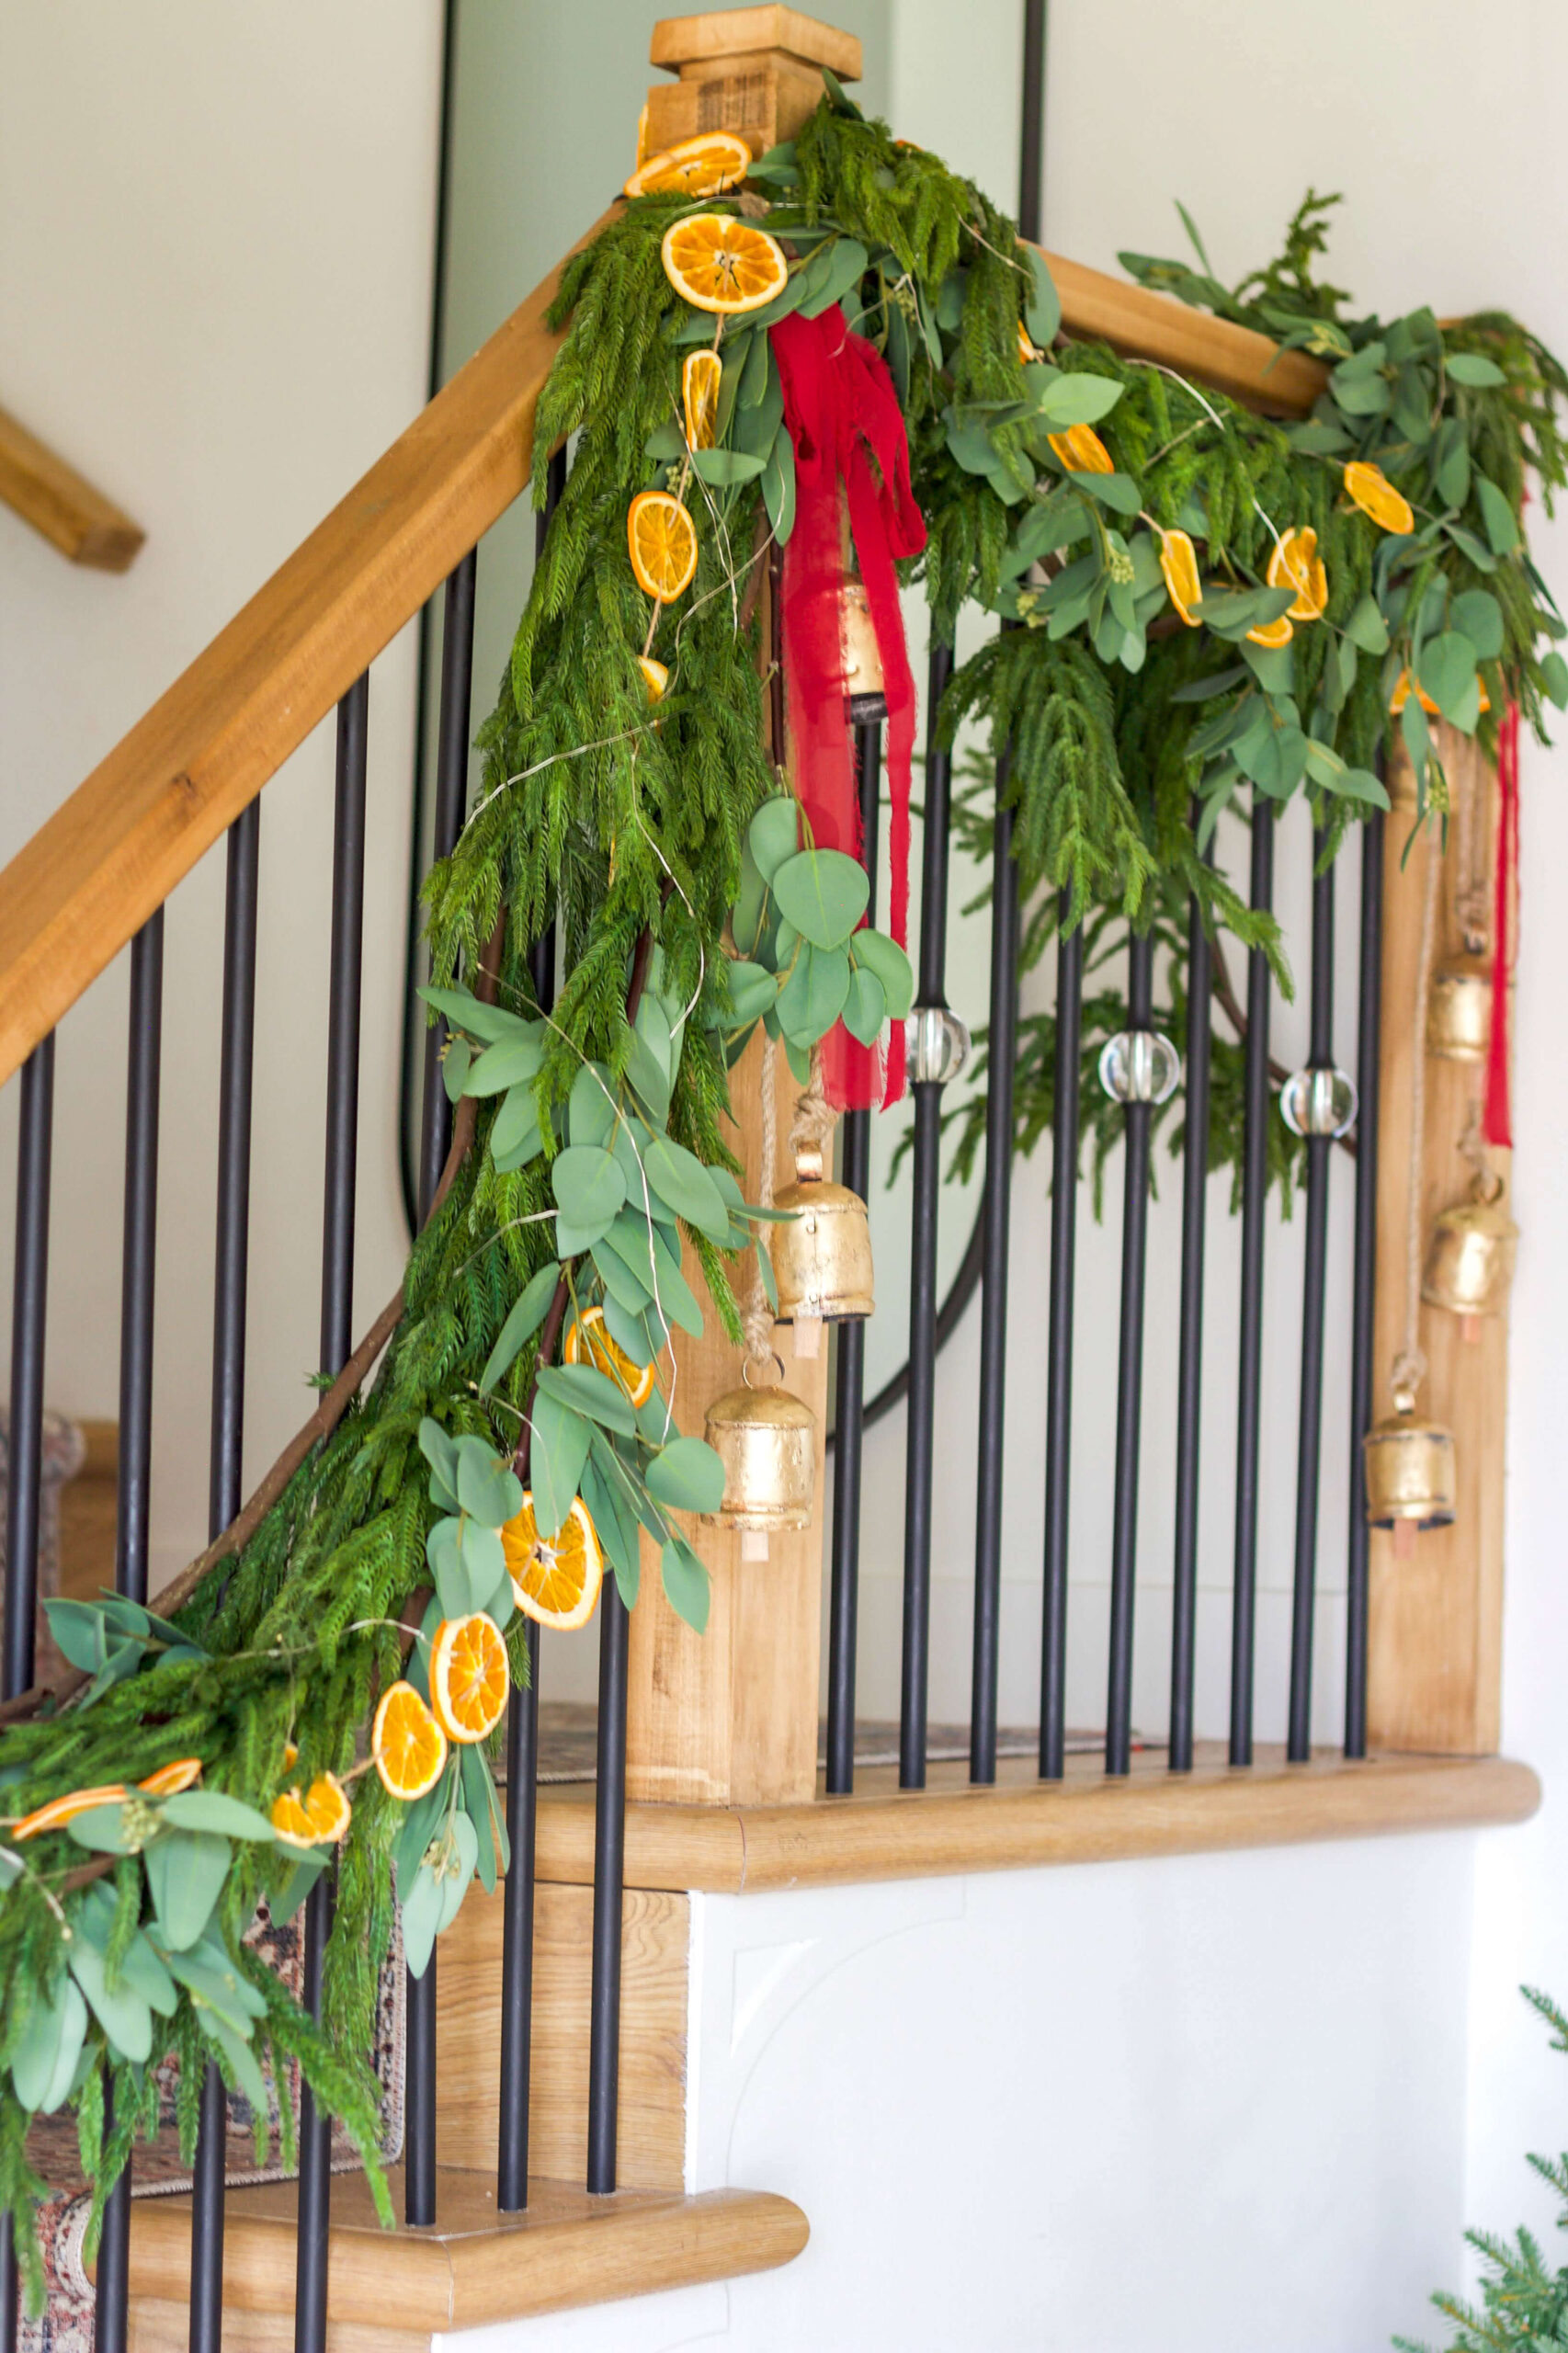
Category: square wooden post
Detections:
[
  {"x1": 1368, "y1": 727, "x2": 1511, "y2": 1754},
  {"x1": 641, "y1": 8, "x2": 862, "y2": 161}
]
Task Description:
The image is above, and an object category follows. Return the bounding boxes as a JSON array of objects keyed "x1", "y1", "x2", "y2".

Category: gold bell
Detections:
[
  {"x1": 838, "y1": 580, "x2": 887, "y2": 724},
  {"x1": 1426, "y1": 950, "x2": 1493, "y2": 1063},
  {"x1": 1422, "y1": 1176, "x2": 1517, "y2": 1332},
  {"x1": 771, "y1": 1143, "x2": 874, "y2": 1360},
  {"x1": 701, "y1": 1379, "x2": 817, "y2": 1563},
  {"x1": 1363, "y1": 1396, "x2": 1456, "y2": 1558}
]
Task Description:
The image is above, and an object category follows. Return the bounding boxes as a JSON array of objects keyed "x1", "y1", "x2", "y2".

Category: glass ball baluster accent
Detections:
[
  {"x1": 1278, "y1": 1064, "x2": 1358, "y2": 1138},
  {"x1": 905, "y1": 1004, "x2": 971, "y2": 1086},
  {"x1": 1097, "y1": 1029, "x2": 1182, "y2": 1107}
]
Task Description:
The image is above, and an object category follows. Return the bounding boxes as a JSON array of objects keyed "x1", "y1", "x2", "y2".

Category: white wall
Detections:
[{"x1": 0, "y1": 3, "x2": 445, "y2": 1585}]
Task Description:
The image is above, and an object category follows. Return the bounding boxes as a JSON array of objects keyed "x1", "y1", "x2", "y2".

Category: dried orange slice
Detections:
[
  {"x1": 372, "y1": 1681, "x2": 448, "y2": 1802},
  {"x1": 1344, "y1": 461, "x2": 1415, "y2": 535},
  {"x1": 12, "y1": 1786, "x2": 130, "y2": 1841},
  {"x1": 661, "y1": 213, "x2": 788, "y2": 315},
  {"x1": 564, "y1": 1305, "x2": 656, "y2": 1407},
  {"x1": 1246, "y1": 613, "x2": 1295, "y2": 649},
  {"x1": 1267, "y1": 527, "x2": 1328, "y2": 621},
  {"x1": 634, "y1": 104, "x2": 653, "y2": 166},
  {"x1": 683, "y1": 349, "x2": 722, "y2": 450},
  {"x1": 626, "y1": 132, "x2": 750, "y2": 202},
  {"x1": 1390, "y1": 668, "x2": 1439, "y2": 717},
  {"x1": 139, "y1": 1757, "x2": 203, "y2": 1798},
  {"x1": 1017, "y1": 320, "x2": 1040, "y2": 364},
  {"x1": 429, "y1": 1612, "x2": 510, "y2": 1746},
  {"x1": 629, "y1": 491, "x2": 699, "y2": 603},
  {"x1": 638, "y1": 656, "x2": 669, "y2": 702},
  {"x1": 270, "y1": 1774, "x2": 352, "y2": 1848},
  {"x1": 1159, "y1": 529, "x2": 1202, "y2": 627},
  {"x1": 1047, "y1": 424, "x2": 1114, "y2": 475},
  {"x1": 503, "y1": 1494, "x2": 604, "y2": 1631}
]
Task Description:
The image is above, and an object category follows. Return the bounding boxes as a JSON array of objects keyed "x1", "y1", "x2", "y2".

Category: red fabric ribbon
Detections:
[
  {"x1": 769, "y1": 309, "x2": 926, "y2": 1108},
  {"x1": 1483, "y1": 699, "x2": 1520, "y2": 1150}
]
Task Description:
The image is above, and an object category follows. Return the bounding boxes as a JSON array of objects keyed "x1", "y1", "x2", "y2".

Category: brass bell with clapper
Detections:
[
  {"x1": 1364, "y1": 1360, "x2": 1456, "y2": 1560},
  {"x1": 1426, "y1": 949, "x2": 1493, "y2": 1062},
  {"x1": 1422, "y1": 1172, "x2": 1517, "y2": 1336},
  {"x1": 771, "y1": 1138, "x2": 875, "y2": 1360},
  {"x1": 701, "y1": 1367, "x2": 816, "y2": 1563}
]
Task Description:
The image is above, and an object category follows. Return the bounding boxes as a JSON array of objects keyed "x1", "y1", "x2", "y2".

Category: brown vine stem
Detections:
[{"x1": 0, "y1": 916, "x2": 511, "y2": 1731}]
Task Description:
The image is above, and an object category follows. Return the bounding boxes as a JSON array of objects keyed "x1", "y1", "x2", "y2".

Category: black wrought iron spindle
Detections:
[
  {"x1": 192, "y1": 793, "x2": 261, "y2": 2353},
  {"x1": 826, "y1": 722, "x2": 883, "y2": 1793},
  {"x1": 497, "y1": 443, "x2": 565, "y2": 2212},
  {"x1": 97, "y1": 911, "x2": 165, "y2": 2353},
  {"x1": 417, "y1": 547, "x2": 479, "y2": 1221},
  {"x1": 1169, "y1": 872, "x2": 1210, "y2": 1774},
  {"x1": 971, "y1": 766, "x2": 1020, "y2": 1784},
  {"x1": 1287, "y1": 827, "x2": 1335, "y2": 1764},
  {"x1": 405, "y1": 547, "x2": 479, "y2": 2234},
  {"x1": 586, "y1": 1579, "x2": 630, "y2": 2192},
  {"x1": 1229, "y1": 803, "x2": 1274, "y2": 1768},
  {"x1": 1345, "y1": 809, "x2": 1383, "y2": 1757},
  {"x1": 898, "y1": 641, "x2": 955, "y2": 1792},
  {"x1": 1039, "y1": 903, "x2": 1081, "y2": 1779},
  {"x1": 294, "y1": 674, "x2": 368, "y2": 2353},
  {"x1": 1, "y1": 1032, "x2": 56, "y2": 2353},
  {"x1": 1106, "y1": 934, "x2": 1155, "y2": 1775}
]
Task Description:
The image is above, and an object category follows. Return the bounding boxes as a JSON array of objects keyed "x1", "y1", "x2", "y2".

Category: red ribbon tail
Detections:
[{"x1": 1483, "y1": 701, "x2": 1520, "y2": 1151}]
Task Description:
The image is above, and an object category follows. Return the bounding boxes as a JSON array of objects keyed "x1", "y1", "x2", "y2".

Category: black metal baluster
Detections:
[
  {"x1": 294, "y1": 675, "x2": 367, "y2": 2352},
  {"x1": 1345, "y1": 809, "x2": 1383, "y2": 1758},
  {"x1": 971, "y1": 762, "x2": 1019, "y2": 1784},
  {"x1": 406, "y1": 548, "x2": 478, "y2": 2234},
  {"x1": 1040, "y1": 904, "x2": 1081, "y2": 1779},
  {"x1": 1229, "y1": 803, "x2": 1274, "y2": 1768},
  {"x1": 1287, "y1": 827, "x2": 1335, "y2": 1764},
  {"x1": 191, "y1": 792, "x2": 261, "y2": 2353},
  {"x1": 497, "y1": 455, "x2": 563, "y2": 2212},
  {"x1": 899, "y1": 642, "x2": 955, "y2": 1792},
  {"x1": 1106, "y1": 934, "x2": 1154, "y2": 1775},
  {"x1": 1170, "y1": 876, "x2": 1210, "y2": 1774},
  {"x1": 1, "y1": 1032, "x2": 55, "y2": 2353},
  {"x1": 97, "y1": 912, "x2": 165, "y2": 2353},
  {"x1": 417, "y1": 547, "x2": 479, "y2": 1221},
  {"x1": 586, "y1": 1579, "x2": 629, "y2": 2192},
  {"x1": 826, "y1": 722, "x2": 882, "y2": 1794}
]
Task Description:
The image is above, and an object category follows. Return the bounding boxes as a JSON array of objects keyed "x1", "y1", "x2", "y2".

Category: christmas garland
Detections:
[{"x1": 0, "y1": 81, "x2": 1563, "y2": 2301}]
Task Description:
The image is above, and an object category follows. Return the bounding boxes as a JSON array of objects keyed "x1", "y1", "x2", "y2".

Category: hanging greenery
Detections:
[{"x1": 1, "y1": 79, "x2": 1563, "y2": 2303}]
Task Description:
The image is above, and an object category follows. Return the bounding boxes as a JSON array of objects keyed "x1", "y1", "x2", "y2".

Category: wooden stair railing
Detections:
[{"x1": 0, "y1": 402, "x2": 145, "y2": 573}]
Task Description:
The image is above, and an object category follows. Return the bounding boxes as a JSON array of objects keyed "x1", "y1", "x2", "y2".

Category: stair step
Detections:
[{"x1": 116, "y1": 2165, "x2": 808, "y2": 2346}]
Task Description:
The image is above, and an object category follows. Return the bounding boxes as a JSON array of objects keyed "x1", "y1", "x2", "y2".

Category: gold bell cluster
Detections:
[
  {"x1": 770, "y1": 1139, "x2": 875, "y2": 1360},
  {"x1": 701, "y1": 1381, "x2": 817, "y2": 1563}
]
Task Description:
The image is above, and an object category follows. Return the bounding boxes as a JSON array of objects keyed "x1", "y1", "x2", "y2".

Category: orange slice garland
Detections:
[
  {"x1": 372, "y1": 1681, "x2": 449, "y2": 1802},
  {"x1": 661, "y1": 214, "x2": 788, "y2": 315},
  {"x1": 11, "y1": 1785, "x2": 130, "y2": 1841},
  {"x1": 503, "y1": 1494, "x2": 605, "y2": 1631},
  {"x1": 1246, "y1": 613, "x2": 1295, "y2": 649},
  {"x1": 270, "y1": 1774, "x2": 352, "y2": 1848},
  {"x1": 628, "y1": 491, "x2": 699, "y2": 603},
  {"x1": 1267, "y1": 526, "x2": 1329, "y2": 621},
  {"x1": 683, "y1": 349, "x2": 722, "y2": 450},
  {"x1": 625, "y1": 132, "x2": 751, "y2": 202},
  {"x1": 1344, "y1": 461, "x2": 1415, "y2": 536},
  {"x1": 563, "y1": 1305, "x2": 656, "y2": 1407},
  {"x1": 1047, "y1": 424, "x2": 1114, "y2": 476},
  {"x1": 1158, "y1": 529, "x2": 1202, "y2": 627},
  {"x1": 429, "y1": 1612, "x2": 510, "y2": 1746},
  {"x1": 139, "y1": 1757, "x2": 203, "y2": 1798}
]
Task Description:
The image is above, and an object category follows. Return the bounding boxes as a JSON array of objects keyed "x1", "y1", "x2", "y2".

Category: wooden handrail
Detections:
[
  {"x1": 0, "y1": 219, "x2": 1317, "y2": 1092},
  {"x1": 0, "y1": 403, "x2": 145, "y2": 571}
]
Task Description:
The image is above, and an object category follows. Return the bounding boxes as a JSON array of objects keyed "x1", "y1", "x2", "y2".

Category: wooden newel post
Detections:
[
  {"x1": 1368, "y1": 725, "x2": 1511, "y2": 1755},
  {"x1": 626, "y1": 9, "x2": 861, "y2": 1808}
]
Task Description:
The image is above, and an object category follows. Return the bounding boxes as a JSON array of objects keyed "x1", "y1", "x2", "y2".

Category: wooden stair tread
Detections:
[
  {"x1": 527, "y1": 1746, "x2": 1540, "y2": 1893},
  {"x1": 117, "y1": 2165, "x2": 808, "y2": 2331}
]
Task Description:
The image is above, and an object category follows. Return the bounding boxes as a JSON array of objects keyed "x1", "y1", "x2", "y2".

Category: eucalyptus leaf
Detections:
[
  {"x1": 771, "y1": 848, "x2": 869, "y2": 949},
  {"x1": 401, "y1": 1863, "x2": 442, "y2": 1981},
  {"x1": 463, "y1": 1031, "x2": 544, "y2": 1097},
  {"x1": 527, "y1": 1389, "x2": 592, "y2": 1539},
  {"x1": 567, "y1": 1061, "x2": 616, "y2": 1148},
  {"x1": 762, "y1": 432, "x2": 796, "y2": 545},
  {"x1": 1344, "y1": 595, "x2": 1391, "y2": 655},
  {"x1": 536, "y1": 1360, "x2": 638, "y2": 1438},
  {"x1": 1335, "y1": 767, "x2": 1391, "y2": 808},
  {"x1": 1024, "y1": 245, "x2": 1061, "y2": 347},
  {"x1": 1541, "y1": 650, "x2": 1568, "y2": 710},
  {"x1": 436, "y1": 1814, "x2": 480, "y2": 1934},
  {"x1": 748, "y1": 798, "x2": 801, "y2": 882},
  {"x1": 688, "y1": 445, "x2": 767, "y2": 487},
  {"x1": 489, "y1": 1084, "x2": 543, "y2": 1172},
  {"x1": 849, "y1": 928, "x2": 915, "y2": 1020},
  {"x1": 777, "y1": 941, "x2": 851, "y2": 1046},
  {"x1": 1451, "y1": 589, "x2": 1505, "y2": 661},
  {"x1": 1072, "y1": 471, "x2": 1142, "y2": 516},
  {"x1": 1444, "y1": 351, "x2": 1506, "y2": 388},
  {"x1": 480, "y1": 1262, "x2": 563, "y2": 1392},
  {"x1": 14, "y1": 1978, "x2": 88, "y2": 2113},
  {"x1": 418, "y1": 1418, "x2": 460, "y2": 1513},
  {"x1": 207, "y1": 2018, "x2": 269, "y2": 2118},
  {"x1": 42, "y1": 1598, "x2": 110, "y2": 1676},
  {"x1": 1417, "y1": 630, "x2": 1481, "y2": 723},
  {"x1": 1475, "y1": 474, "x2": 1519, "y2": 555},
  {"x1": 552, "y1": 1145, "x2": 627, "y2": 1235},
  {"x1": 162, "y1": 1790, "x2": 277, "y2": 1842},
  {"x1": 843, "y1": 967, "x2": 886, "y2": 1044},
  {"x1": 644, "y1": 1437, "x2": 727, "y2": 1516},
  {"x1": 660, "y1": 1536, "x2": 711, "y2": 1634},
  {"x1": 644, "y1": 1137, "x2": 732, "y2": 1242},
  {"x1": 1033, "y1": 371, "x2": 1122, "y2": 428},
  {"x1": 581, "y1": 1449, "x2": 641, "y2": 1612}
]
